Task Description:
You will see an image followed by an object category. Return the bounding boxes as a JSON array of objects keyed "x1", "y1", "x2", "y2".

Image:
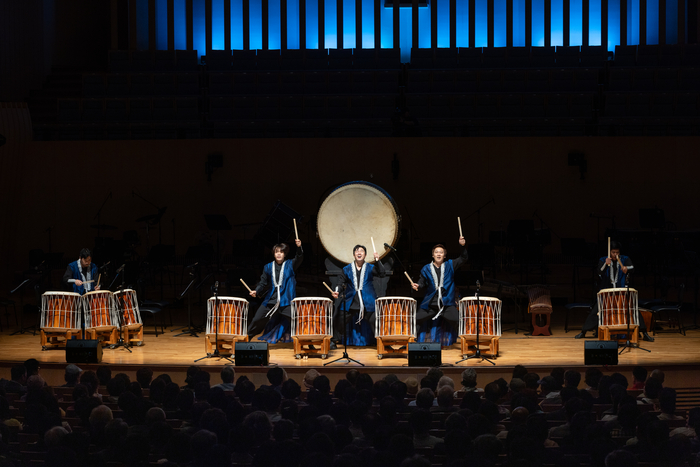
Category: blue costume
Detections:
[
  {"x1": 334, "y1": 260, "x2": 385, "y2": 346},
  {"x1": 418, "y1": 260, "x2": 458, "y2": 311},
  {"x1": 66, "y1": 260, "x2": 99, "y2": 295}
]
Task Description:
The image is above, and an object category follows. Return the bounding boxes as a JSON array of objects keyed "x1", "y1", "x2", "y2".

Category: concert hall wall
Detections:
[{"x1": 1, "y1": 136, "x2": 698, "y2": 286}]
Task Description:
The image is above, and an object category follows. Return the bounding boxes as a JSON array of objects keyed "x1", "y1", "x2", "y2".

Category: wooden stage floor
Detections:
[{"x1": 1, "y1": 323, "x2": 699, "y2": 388}]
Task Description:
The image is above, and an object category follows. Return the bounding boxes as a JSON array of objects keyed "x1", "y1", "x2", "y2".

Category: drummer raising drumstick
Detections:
[
  {"x1": 411, "y1": 236, "x2": 468, "y2": 342},
  {"x1": 247, "y1": 239, "x2": 303, "y2": 341},
  {"x1": 331, "y1": 245, "x2": 386, "y2": 345},
  {"x1": 63, "y1": 248, "x2": 101, "y2": 295},
  {"x1": 575, "y1": 240, "x2": 654, "y2": 341}
]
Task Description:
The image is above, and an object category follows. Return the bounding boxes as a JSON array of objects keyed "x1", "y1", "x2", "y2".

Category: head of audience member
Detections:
[
  {"x1": 96, "y1": 366, "x2": 111, "y2": 386},
  {"x1": 460, "y1": 391, "x2": 483, "y2": 413},
  {"x1": 235, "y1": 379, "x2": 255, "y2": 404},
  {"x1": 420, "y1": 376, "x2": 438, "y2": 393},
  {"x1": 445, "y1": 412, "x2": 468, "y2": 431},
  {"x1": 267, "y1": 367, "x2": 286, "y2": 387},
  {"x1": 523, "y1": 373, "x2": 540, "y2": 390},
  {"x1": 426, "y1": 367, "x2": 444, "y2": 382},
  {"x1": 346, "y1": 369, "x2": 360, "y2": 386},
  {"x1": 632, "y1": 366, "x2": 647, "y2": 387},
  {"x1": 596, "y1": 375, "x2": 613, "y2": 403},
  {"x1": 461, "y1": 368, "x2": 478, "y2": 390},
  {"x1": 605, "y1": 449, "x2": 638, "y2": 467},
  {"x1": 163, "y1": 382, "x2": 181, "y2": 409},
  {"x1": 89, "y1": 404, "x2": 113, "y2": 433},
  {"x1": 649, "y1": 369, "x2": 665, "y2": 385},
  {"x1": 658, "y1": 387, "x2": 678, "y2": 415},
  {"x1": 538, "y1": 376, "x2": 560, "y2": 395},
  {"x1": 550, "y1": 367, "x2": 565, "y2": 388},
  {"x1": 643, "y1": 376, "x2": 663, "y2": 400},
  {"x1": 282, "y1": 378, "x2": 302, "y2": 400},
  {"x1": 373, "y1": 380, "x2": 390, "y2": 402},
  {"x1": 512, "y1": 364, "x2": 528, "y2": 381},
  {"x1": 184, "y1": 365, "x2": 200, "y2": 388},
  {"x1": 78, "y1": 371, "x2": 99, "y2": 397},
  {"x1": 437, "y1": 376, "x2": 455, "y2": 391},
  {"x1": 24, "y1": 358, "x2": 40, "y2": 377},
  {"x1": 510, "y1": 406, "x2": 529, "y2": 426},
  {"x1": 560, "y1": 386, "x2": 580, "y2": 405},
  {"x1": 415, "y1": 388, "x2": 435, "y2": 410},
  {"x1": 63, "y1": 364, "x2": 81, "y2": 386},
  {"x1": 610, "y1": 372, "x2": 629, "y2": 389},
  {"x1": 509, "y1": 378, "x2": 525, "y2": 395},
  {"x1": 483, "y1": 382, "x2": 502, "y2": 403},
  {"x1": 313, "y1": 375, "x2": 331, "y2": 394},
  {"x1": 10, "y1": 364, "x2": 26, "y2": 385},
  {"x1": 383, "y1": 373, "x2": 399, "y2": 385},
  {"x1": 436, "y1": 386, "x2": 454, "y2": 409},
  {"x1": 585, "y1": 367, "x2": 603, "y2": 389},
  {"x1": 564, "y1": 370, "x2": 582, "y2": 389},
  {"x1": 509, "y1": 390, "x2": 539, "y2": 415},
  {"x1": 687, "y1": 407, "x2": 700, "y2": 432},
  {"x1": 355, "y1": 373, "x2": 374, "y2": 392},
  {"x1": 390, "y1": 381, "x2": 408, "y2": 404},
  {"x1": 44, "y1": 426, "x2": 68, "y2": 449},
  {"x1": 303, "y1": 369, "x2": 321, "y2": 390},
  {"x1": 136, "y1": 367, "x2": 153, "y2": 389}
]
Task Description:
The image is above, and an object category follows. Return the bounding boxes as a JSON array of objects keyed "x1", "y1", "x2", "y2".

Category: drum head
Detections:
[{"x1": 317, "y1": 182, "x2": 399, "y2": 264}]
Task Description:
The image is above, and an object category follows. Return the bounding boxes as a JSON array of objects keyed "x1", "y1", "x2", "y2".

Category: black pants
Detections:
[
  {"x1": 248, "y1": 303, "x2": 291, "y2": 339},
  {"x1": 581, "y1": 302, "x2": 647, "y2": 333},
  {"x1": 416, "y1": 304, "x2": 460, "y2": 335},
  {"x1": 333, "y1": 306, "x2": 375, "y2": 343}
]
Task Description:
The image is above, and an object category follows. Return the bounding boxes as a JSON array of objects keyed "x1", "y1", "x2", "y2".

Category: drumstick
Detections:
[
  {"x1": 323, "y1": 282, "x2": 335, "y2": 295},
  {"x1": 404, "y1": 272, "x2": 415, "y2": 286},
  {"x1": 371, "y1": 237, "x2": 377, "y2": 254},
  {"x1": 293, "y1": 218, "x2": 299, "y2": 240},
  {"x1": 607, "y1": 237, "x2": 611, "y2": 259},
  {"x1": 82, "y1": 280, "x2": 95, "y2": 283},
  {"x1": 458, "y1": 217, "x2": 463, "y2": 238},
  {"x1": 239, "y1": 278, "x2": 252, "y2": 293},
  {"x1": 96, "y1": 274, "x2": 101, "y2": 289}
]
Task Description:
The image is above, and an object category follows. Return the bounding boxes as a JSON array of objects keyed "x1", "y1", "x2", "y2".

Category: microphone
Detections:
[
  {"x1": 34, "y1": 260, "x2": 45, "y2": 271},
  {"x1": 476, "y1": 280, "x2": 480, "y2": 287},
  {"x1": 99, "y1": 261, "x2": 111, "y2": 271},
  {"x1": 186, "y1": 262, "x2": 199, "y2": 268},
  {"x1": 384, "y1": 243, "x2": 397, "y2": 252},
  {"x1": 215, "y1": 281, "x2": 219, "y2": 288},
  {"x1": 116, "y1": 264, "x2": 125, "y2": 274}
]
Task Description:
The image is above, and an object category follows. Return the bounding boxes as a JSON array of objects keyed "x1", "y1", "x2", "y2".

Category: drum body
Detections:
[
  {"x1": 291, "y1": 297, "x2": 333, "y2": 359},
  {"x1": 83, "y1": 290, "x2": 118, "y2": 344},
  {"x1": 597, "y1": 287, "x2": 639, "y2": 343},
  {"x1": 458, "y1": 296, "x2": 502, "y2": 357},
  {"x1": 374, "y1": 297, "x2": 416, "y2": 358},
  {"x1": 205, "y1": 297, "x2": 249, "y2": 355},
  {"x1": 40, "y1": 292, "x2": 82, "y2": 349},
  {"x1": 114, "y1": 289, "x2": 144, "y2": 344},
  {"x1": 317, "y1": 182, "x2": 400, "y2": 264}
]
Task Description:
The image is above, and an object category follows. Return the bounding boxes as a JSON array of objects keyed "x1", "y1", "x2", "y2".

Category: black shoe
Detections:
[
  {"x1": 574, "y1": 332, "x2": 586, "y2": 339},
  {"x1": 330, "y1": 341, "x2": 337, "y2": 350},
  {"x1": 642, "y1": 332, "x2": 655, "y2": 342},
  {"x1": 592, "y1": 331, "x2": 598, "y2": 338},
  {"x1": 308, "y1": 344, "x2": 316, "y2": 350}
]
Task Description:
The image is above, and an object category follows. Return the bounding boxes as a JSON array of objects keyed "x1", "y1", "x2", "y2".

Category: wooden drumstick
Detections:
[
  {"x1": 458, "y1": 217, "x2": 463, "y2": 238},
  {"x1": 607, "y1": 237, "x2": 611, "y2": 259},
  {"x1": 404, "y1": 271, "x2": 415, "y2": 286},
  {"x1": 371, "y1": 236, "x2": 377, "y2": 254},
  {"x1": 96, "y1": 274, "x2": 101, "y2": 289},
  {"x1": 239, "y1": 278, "x2": 252, "y2": 293},
  {"x1": 323, "y1": 282, "x2": 335, "y2": 294},
  {"x1": 293, "y1": 218, "x2": 299, "y2": 240}
]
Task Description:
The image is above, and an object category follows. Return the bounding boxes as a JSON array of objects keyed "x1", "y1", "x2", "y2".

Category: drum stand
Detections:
[
  {"x1": 619, "y1": 277, "x2": 650, "y2": 355},
  {"x1": 325, "y1": 283, "x2": 364, "y2": 367},
  {"x1": 195, "y1": 282, "x2": 233, "y2": 363},
  {"x1": 456, "y1": 281, "x2": 496, "y2": 366}
]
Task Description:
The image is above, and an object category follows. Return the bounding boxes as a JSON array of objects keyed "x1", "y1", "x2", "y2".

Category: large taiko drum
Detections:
[
  {"x1": 83, "y1": 290, "x2": 118, "y2": 344},
  {"x1": 598, "y1": 287, "x2": 639, "y2": 327},
  {"x1": 317, "y1": 181, "x2": 400, "y2": 264},
  {"x1": 40, "y1": 292, "x2": 82, "y2": 349},
  {"x1": 291, "y1": 297, "x2": 333, "y2": 359},
  {"x1": 205, "y1": 297, "x2": 249, "y2": 355},
  {"x1": 374, "y1": 297, "x2": 416, "y2": 358},
  {"x1": 458, "y1": 296, "x2": 502, "y2": 357},
  {"x1": 114, "y1": 289, "x2": 144, "y2": 344}
]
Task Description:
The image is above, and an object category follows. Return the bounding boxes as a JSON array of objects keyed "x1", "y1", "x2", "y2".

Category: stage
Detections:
[{"x1": 1, "y1": 323, "x2": 699, "y2": 389}]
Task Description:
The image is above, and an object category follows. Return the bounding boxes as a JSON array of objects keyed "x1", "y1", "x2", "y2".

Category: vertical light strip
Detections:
[
  {"x1": 193, "y1": 0, "x2": 206, "y2": 57},
  {"x1": 231, "y1": 0, "x2": 243, "y2": 49},
  {"x1": 569, "y1": 0, "x2": 582, "y2": 45},
  {"x1": 325, "y1": 0, "x2": 337, "y2": 48},
  {"x1": 400, "y1": 7, "x2": 412, "y2": 60},
  {"x1": 306, "y1": 0, "x2": 319, "y2": 48},
  {"x1": 589, "y1": 0, "x2": 601, "y2": 45},
  {"x1": 475, "y1": 0, "x2": 487, "y2": 47},
  {"x1": 212, "y1": 0, "x2": 225, "y2": 49},
  {"x1": 666, "y1": 0, "x2": 678, "y2": 43},
  {"x1": 344, "y1": 0, "x2": 356, "y2": 49},
  {"x1": 629, "y1": 0, "x2": 639, "y2": 44},
  {"x1": 608, "y1": 0, "x2": 620, "y2": 51},
  {"x1": 287, "y1": 0, "x2": 300, "y2": 49},
  {"x1": 381, "y1": 4, "x2": 393, "y2": 48},
  {"x1": 513, "y1": 0, "x2": 526, "y2": 46},
  {"x1": 532, "y1": 0, "x2": 545, "y2": 46},
  {"x1": 456, "y1": 0, "x2": 469, "y2": 47},
  {"x1": 646, "y1": 0, "x2": 658, "y2": 44},
  {"x1": 438, "y1": 0, "x2": 450, "y2": 47},
  {"x1": 494, "y1": 0, "x2": 507, "y2": 47},
  {"x1": 174, "y1": 0, "x2": 187, "y2": 49},
  {"x1": 137, "y1": 0, "x2": 149, "y2": 50},
  {"x1": 419, "y1": 3, "x2": 431, "y2": 48},
  {"x1": 551, "y1": 0, "x2": 563, "y2": 46},
  {"x1": 250, "y1": 0, "x2": 262, "y2": 49},
  {"x1": 269, "y1": 0, "x2": 281, "y2": 49},
  {"x1": 156, "y1": 0, "x2": 168, "y2": 49},
  {"x1": 361, "y1": 0, "x2": 373, "y2": 48}
]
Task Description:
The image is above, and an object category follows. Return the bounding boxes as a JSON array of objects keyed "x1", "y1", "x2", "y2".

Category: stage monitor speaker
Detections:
[
  {"x1": 408, "y1": 342, "x2": 442, "y2": 367},
  {"x1": 235, "y1": 342, "x2": 269, "y2": 366},
  {"x1": 66, "y1": 339, "x2": 103, "y2": 363},
  {"x1": 584, "y1": 341, "x2": 618, "y2": 366}
]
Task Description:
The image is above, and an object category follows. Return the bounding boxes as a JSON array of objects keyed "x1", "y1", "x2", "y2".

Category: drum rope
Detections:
[
  {"x1": 352, "y1": 263, "x2": 367, "y2": 324},
  {"x1": 429, "y1": 264, "x2": 445, "y2": 319},
  {"x1": 266, "y1": 261, "x2": 287, "y2": 318}
]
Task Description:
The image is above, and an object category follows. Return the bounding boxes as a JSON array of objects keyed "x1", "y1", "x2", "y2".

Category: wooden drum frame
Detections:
[
  {"x1": 206, "y1": 296, "x2": 249, "y2": 355},
  {"x1": 83, "y1": 290, "x2": 118, "y2": 345},
  {"x1": 40, "y1": 292, "x2": 82, "y2": 350},
  {"x1": 291, "y1": 297, "x2": 333, "y2": 359},
  {"x1": 459, "y1": 296, "x2": 502, "y2": 358},
  {"x1": 374, "y1": 296, "x2": 416, "y2": 358},
  {"x1": 597, "y1": 287, "x2": 639, "y2": 344}
]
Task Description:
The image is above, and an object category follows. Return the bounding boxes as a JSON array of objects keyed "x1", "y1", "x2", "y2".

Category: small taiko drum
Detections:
[
  {"x1": 374, "y1": 296, "x2": 416, "y2": 358},
  {"x1": 83, "y1": 290, "x2": 118, "y2": 344},
  {"x1": 40, "y1": 291, "x2": 82, "y2": 350},
  {"x1": 597, "y1": 287, "x2": 639, "y2": 343},
  {"x1": 206, "y1": 297, "x2": 249, "y2": 355},
  {"x1": 291, "y1": 297, "x2": 333, "y2": 359},
  {"x1": 114, "y1": 289, "x2": 144, "y2": 345},
  {"x1": 458, "y1": 296, "x2": 502, "y2": 357}
]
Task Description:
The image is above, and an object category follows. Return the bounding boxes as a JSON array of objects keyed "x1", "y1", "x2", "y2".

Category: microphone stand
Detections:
[
  {"x1": 173, "y1": 264, "x2": 203, "y2": 337},
  {"x1": 456, "y1": 281, "x2": 495, "y2": 365},
  {"x1": 195, "y1": 281, "x2": 233, "y2": 363},
  {"x1": 618, "y1": 271, "x2": 650, "y2": 354},
  {"x1": 10, "y1": 279, "x2": 37, "y2": 335},
  {"x1": 325, "y1": 283, "x2": 364, "y2": 366}
]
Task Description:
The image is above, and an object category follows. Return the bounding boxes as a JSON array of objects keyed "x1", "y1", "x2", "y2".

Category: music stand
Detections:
[
  {"x1": 456, "y1": 281, "x2": 495, "y2": 365},
  {"x1": 173, "y1": 265, "x2": 203, "y2": 338}
]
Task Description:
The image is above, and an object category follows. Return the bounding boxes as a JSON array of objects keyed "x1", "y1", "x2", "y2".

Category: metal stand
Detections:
[
  {"x1": 173, "y1": 264, "x2": 203, "y2": 337},
  {"x1": 325, "y1": 283, "x2": 364, "y2": 366},
  {"x1": 10, "y1": 279, "x2": 38, "y2": 335},
  {"x1": 619, "y1": 275, "x2": 650, "y2": 354},
  {"x1": 195, "y1": 282, "x2": 233, "y2": 363},
  {"x1": 456, "y1": 281, "x2": 495, "y2": 365}
]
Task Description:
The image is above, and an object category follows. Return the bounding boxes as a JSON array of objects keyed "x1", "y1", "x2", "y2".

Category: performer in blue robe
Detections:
[
  {"x1": 412, "y1": 237, "x2": 467, "y2": 344},
  {"x1": 575, "y1": 241, "x2": 654, "y2": 341},
  {"x1": 248, "y1": 239, "x2": 303, "y2": 341},
  {"x1": 332, "y1": 245, "x2": 386, "y2": 346},
  {"x1": 62, "y1": 248, "x2": 100, "y2": 295}
]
